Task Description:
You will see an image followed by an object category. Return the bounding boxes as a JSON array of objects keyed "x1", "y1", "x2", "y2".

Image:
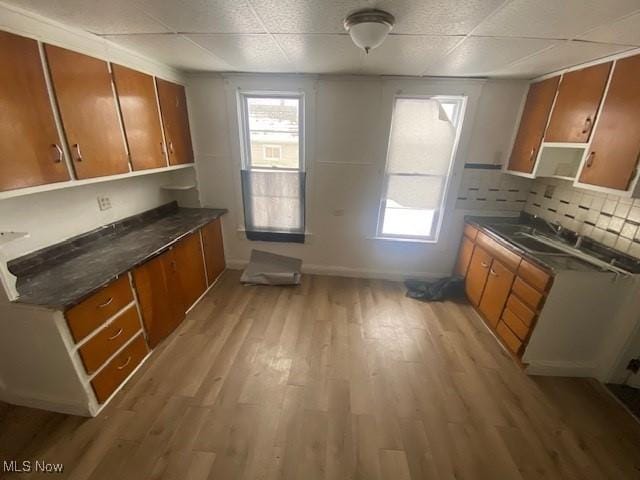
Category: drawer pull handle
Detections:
[
  {"x1": 480, "y1": 262, "x2": 490, "y2": 268},
  {"x1": 586, "y1": 151, "x2": 595, "y2": 168},
  {"x1": 529, "y1": 147, "x2": 536, "y2": 162},
  {"x1": 116, "y1": 356, "x2": 132, "y2": 370},
  {"x1": 97, "y1": 297, "x2": 113, "y2": 308},
  {"x1": 168, "y1": 140, "x2": 174, "y2": 154},
  {"x1": 489, "y1": 268, "x2": 498, "y2": 276},
  {"x1": 73, "y1": 143, "x2": 83, "y2": 162},
  {"x1": 581, "y1": 116, "x2": 592, "y2": 134},
  {"x1": 107, "y1": 328, "x2": 123, "y2": 341}
]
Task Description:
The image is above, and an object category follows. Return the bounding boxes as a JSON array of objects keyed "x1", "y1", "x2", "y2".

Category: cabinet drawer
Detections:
[
  {"x1": 79, "y1": 306, "x2": 141, "y2": 374},
  {"x1": 506, "y1": 294, "x2": 535, "y2": 327},
  {"x1": 91, "y1": 334, "x2": 148, "y2": 403},
  {"x1": 66, "y1": 276, "x2": 133, "y2": 342},
  {"x1": 502, "y1": 308, "x2": 530, "y2": 341},
  {"x1": 512, "y1": 277, "x2": 544, "y2": 311},
  {"x1": 496, "y1": 321, "x2": 522, "y2": 355},
  {"x1": 476, "y1": 232, "x2": 521, "y2": 272},
  {"x1": 464, "y1": 224, "x2": 478, "y2": 241},
  {"x1": 517, "y1": 259, "x2": 551, "y2": 292}
]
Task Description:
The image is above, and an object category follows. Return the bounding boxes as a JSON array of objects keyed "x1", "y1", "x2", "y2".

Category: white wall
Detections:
[{"x1": 188, "y1": 74, "x2": 528, "y2": 279}]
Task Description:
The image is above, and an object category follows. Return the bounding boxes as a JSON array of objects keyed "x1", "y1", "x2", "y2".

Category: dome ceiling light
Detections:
[{"x1": 343, "y1": 9, "x2": 395, "y2": 54}]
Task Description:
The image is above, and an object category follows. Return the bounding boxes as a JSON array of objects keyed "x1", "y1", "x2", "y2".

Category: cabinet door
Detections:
[
  {"x1": 544, "y1": 62, "x2": 612, "y2": 143},
  {"x1": 578, "y1": 54, "x2": 640, "y2": 190},
  {"x1": 454, "y1": 235, "x2": 474, "y2": 278},
  {"x1": 478, "y1": 259, "x2": 515, "y2": 328},
  {"x1": 133, "y1": 251, "x2": 184, "y2": 348},
  {"x1": 112, "y1": 64, "x2": 166, "y2": 171},
  {"x1": 201, "y1": 218, "x2": 225, "y2": 285},
  {"x1": 156, "y1": 79, "x2": 194, "y2": 165},
  {"x1": 507, "y1": 76, "x2": 560, "y2": 173},
  {"x1": 45, "y1": 44, "x2": 129, "y2": 179},
  {"x1": 172, "y1": 233, "x2": 207, "y2": 311},
  {"x1": 0, "y1": 32, "x2": 70, "y2": 191},
  {"x1": 465, "y1": 247, "x2": 492, "y2": 307}
]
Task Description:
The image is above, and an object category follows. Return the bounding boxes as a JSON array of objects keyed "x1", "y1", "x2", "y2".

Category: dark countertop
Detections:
[
  {"x1": 465, "y1": 214, "x2": 640, "y2": 274},
  {"x1": 10, "y1": 202, "x2": 227, "y2": 309},
  {"x1": 465, "y1": 215, "x2": 606, "y2": 273}
]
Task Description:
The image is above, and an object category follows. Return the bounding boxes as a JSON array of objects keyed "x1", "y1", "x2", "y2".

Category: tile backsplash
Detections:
[
  {"x1": 525, "y1": 177, "x2": 640, "y2": 259},
  {"x1": 456, "y1": 167, "x2": 532, "y2": 212}
]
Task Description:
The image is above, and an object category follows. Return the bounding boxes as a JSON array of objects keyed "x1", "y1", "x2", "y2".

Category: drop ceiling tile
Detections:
[
  {"x1": 275, "y1": 34, "x2": 363, "y2": 73},
  {"x1": 492, "y1": 41, "x2": 634, "y2": 78},
  {"x1": 135, "y1": 0, "x2": 264, "y2": 33},
  {"x1": 104, "y1": 34, "x2": 232, "y2": 71},
  {"x1": 360, "y1": 35, "x2": 464, "y2": 75},
  {"x1": 2, "y1": 0, "x2": 170, "y2": 34},
  {"x1": 474, "y1": 0, "x2": 640, "y2": 39},
  {"x1": 249, "y1": 0, "x2": 504, "y2": 35},
  {"x1": 186, "y1": 34, "x2": 291, "y2": 72},
  {"x1": 577, "y1": 12, "x2": 640, "y2": 46},
  {"x1": 425, "y1": 37, "x2": 556, "y2": 76}
]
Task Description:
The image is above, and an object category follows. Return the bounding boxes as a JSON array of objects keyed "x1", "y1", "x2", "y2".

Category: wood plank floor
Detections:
[{"x1": 1, "y1": 270, "x2": 640, "y2": 479}]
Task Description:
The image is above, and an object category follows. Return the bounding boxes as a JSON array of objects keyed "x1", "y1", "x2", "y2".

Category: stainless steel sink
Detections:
[{"x1": 509, "y1": 234, "x2": 569, "y2": 255}]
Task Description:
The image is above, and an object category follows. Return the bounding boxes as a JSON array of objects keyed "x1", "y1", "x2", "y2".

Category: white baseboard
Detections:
[
  {"x1": 226, "y1": 258, "x2": 451, "y2": 282},
  {"x1": 525, "y1": 360, "x2": 597, "y2": 378}
]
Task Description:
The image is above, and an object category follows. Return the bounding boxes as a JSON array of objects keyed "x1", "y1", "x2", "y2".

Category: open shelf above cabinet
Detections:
[{"x1": 535, "y1": 144, "x2": 585, "y2": 181}]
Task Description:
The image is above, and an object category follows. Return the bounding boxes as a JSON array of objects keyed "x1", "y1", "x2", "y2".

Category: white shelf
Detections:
[{"x1": 0, "y1": 164, "x2": 194, "y2": 201}]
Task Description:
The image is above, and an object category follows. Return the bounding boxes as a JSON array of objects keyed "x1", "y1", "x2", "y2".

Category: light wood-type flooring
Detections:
[{"x1": 1, "y1": 270, "x2": 640, "y2": 479}]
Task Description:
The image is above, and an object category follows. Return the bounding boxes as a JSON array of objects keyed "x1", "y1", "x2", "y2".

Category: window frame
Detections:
[
  {"x1": 376, "y1": 94, "x2": 467, "y2": 243},
  {"x1": 263, "y1": 144, "x2": 282, "y2": 161},
  {"x1": 238, "y1": 91, "x2": 305, "y2": 173}
]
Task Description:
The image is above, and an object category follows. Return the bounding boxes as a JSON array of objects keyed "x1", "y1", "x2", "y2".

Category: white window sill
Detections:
[{"x1": 367, "y1": 236, "x2": 437, "y2": 244}]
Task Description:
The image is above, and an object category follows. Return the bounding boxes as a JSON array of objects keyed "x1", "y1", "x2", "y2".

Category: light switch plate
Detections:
[{"x1": 97, "y1": 196, "x2": 112, "y2": 211}]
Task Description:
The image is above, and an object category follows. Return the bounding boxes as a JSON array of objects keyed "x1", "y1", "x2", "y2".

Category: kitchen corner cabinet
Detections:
[
  {"x1": 112, "y1": 64, "x2": 167, "y2": 171},
  {"x1": 578, "y1": 54, "x2": 640, "y2": 191},
  {"x1": 544, "y1": 62, "x2": 612, "y2": 143},
  {"x1": 507, "y1": 76, "x2": 560, "y2": 174},
  {"x1": 45, "y1": 44, "x2": 129, "y2": 179},
  {"x1": 156, "y1": 79, "x2": 194, "y2": 165},
  {"x1": 456, "y1": 225, "x2": 552, "y2": 358},
  {"x1": 0, "y1": 32, "x2": 70, "y2": 191}
]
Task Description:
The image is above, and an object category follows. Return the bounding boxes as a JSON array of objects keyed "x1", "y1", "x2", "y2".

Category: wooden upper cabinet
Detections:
[
  {"x1": 112, "y1": 64, "x2": 166, "y2": 171},
  {"x1": 545, "y1": 62, "x2": 612, "y2": 143},
  {"x1": 579, "y1": 54, "x2": 640, "y2": 190},
  {"x1": 478, "y1": 259, "x2": 515, "y2": 328},
  {"x1": 507, "y1": 76, "x2": 560, "y2": 174},
  {"x1": 156, "y1": 79, "x2": 194, "y2": 165},
  {"x1": 45, "y1": 44, "x2": 129, "y2": 179},
  {"x1": 133, "y1": 250, "x2": 185, "y2": 348},
  {"x1": 201, "y1": 218, "x2": 225, "y2": 285},
  {"x1": 172, "y1": 232, "x2": 207, "y2": 311},
  {"x1": 0, "y1": 32, "x2": 70, "y2": 191}
]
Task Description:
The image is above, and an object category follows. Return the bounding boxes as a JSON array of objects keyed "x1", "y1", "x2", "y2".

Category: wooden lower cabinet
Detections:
[
  {"x1": 478, "y1": 259, "x2": 515, "y2": 328},
  {"x1": 133, "y1": 249, "x2": 185, "y2": 348},
  {"x1": 172, "y1": 232, "x2": 207, "y2": 311},
  {"x1": 201, "y1": 218, "x2": 225, "y2": 284},
  {"x1": 456, "y1": 222, "x2": 552, "y2": 359},
  {"x1": 465, "y1": 247, "x2": 491, "y2": 306},
  {"x1": 454, "y1": 235, "x2": 474, "y2": 277}
]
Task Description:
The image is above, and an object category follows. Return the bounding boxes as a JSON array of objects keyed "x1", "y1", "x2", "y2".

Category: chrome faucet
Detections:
[{"x1": 533, "y1": 215, "x2": 562, "y2": 236}]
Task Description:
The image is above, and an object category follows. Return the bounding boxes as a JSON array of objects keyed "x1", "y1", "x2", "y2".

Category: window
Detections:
[
  {"x1": 377, "y1": 96, "x2": 465, "y2": 241},
  {"x1": 263, "y1": 145, "x2": 282, "y2": 162},
  {"x1": 238, "y1": 93, "x2": 305, "y2": 243}
]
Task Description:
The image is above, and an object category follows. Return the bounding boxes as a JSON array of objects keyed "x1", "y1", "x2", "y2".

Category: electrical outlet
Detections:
[{"x1": 97, "y1": 196, "x2": 112, "y2": 211}]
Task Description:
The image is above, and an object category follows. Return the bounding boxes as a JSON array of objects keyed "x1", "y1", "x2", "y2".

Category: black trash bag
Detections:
[{"x1": 404, "y1": 276, "x2": 465, "y2": 302}]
